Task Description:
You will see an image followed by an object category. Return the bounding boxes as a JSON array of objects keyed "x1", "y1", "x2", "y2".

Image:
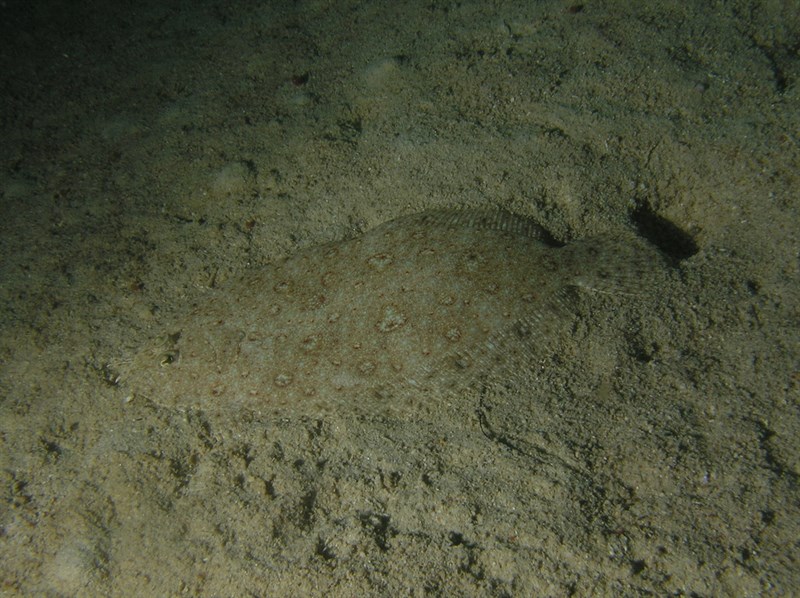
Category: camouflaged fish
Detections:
[{"x1": 119, "y1": 209, "x2": 658, "y2": 415}]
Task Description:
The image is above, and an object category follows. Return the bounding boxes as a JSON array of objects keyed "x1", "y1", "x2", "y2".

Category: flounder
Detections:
[{"x1": 120, "y1": 209, "x2": 657, "y2": 415}]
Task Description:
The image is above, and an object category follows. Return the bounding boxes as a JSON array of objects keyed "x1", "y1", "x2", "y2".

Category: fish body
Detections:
[{"x1": 123, "y1": 210, "x2": 655, "y2": 415}]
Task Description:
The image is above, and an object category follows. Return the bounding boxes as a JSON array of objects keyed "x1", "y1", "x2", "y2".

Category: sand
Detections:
[{"x1": 1, "y1": 0, "x2": 798, "y2": 595}]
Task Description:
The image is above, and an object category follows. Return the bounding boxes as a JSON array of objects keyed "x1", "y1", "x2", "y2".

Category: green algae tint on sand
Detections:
[{"x1": 120, "y1": 209, "x2": 660, "y2": 416}]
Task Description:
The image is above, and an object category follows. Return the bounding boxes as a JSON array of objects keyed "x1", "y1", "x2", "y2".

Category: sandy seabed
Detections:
[{"x1": 1, "y1": 1, "x2": 798, "y2": 595}]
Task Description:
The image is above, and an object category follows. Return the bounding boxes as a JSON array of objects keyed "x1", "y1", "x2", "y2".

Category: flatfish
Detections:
[{"x1": 120, "y1": 209, "x2": 657, "y2": 415}]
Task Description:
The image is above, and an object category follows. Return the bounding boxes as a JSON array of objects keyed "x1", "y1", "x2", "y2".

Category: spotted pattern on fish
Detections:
[{"x1": 121, "y1": 209, "x2": 658, "y2": 415}]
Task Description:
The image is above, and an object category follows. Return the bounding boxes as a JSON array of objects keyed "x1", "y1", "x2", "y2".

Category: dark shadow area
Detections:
[{"x1": 631, "y1": 204, "x2": 699, "y2": 263}]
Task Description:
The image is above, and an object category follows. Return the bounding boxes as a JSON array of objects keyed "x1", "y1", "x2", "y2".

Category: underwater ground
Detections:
[{"x1": 1, "y1": 1, "x2": 798, "y2": 595}]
